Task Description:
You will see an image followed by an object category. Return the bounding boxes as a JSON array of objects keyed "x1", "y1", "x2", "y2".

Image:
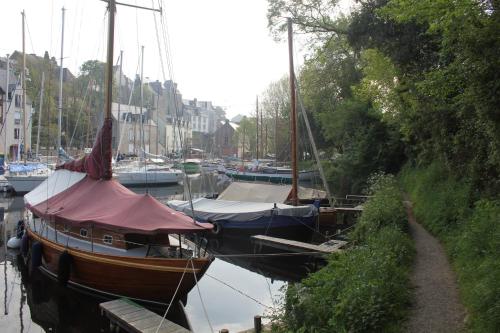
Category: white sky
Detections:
[{"x1": 2, "y1": 0, "x2": 306, "y2": 118}]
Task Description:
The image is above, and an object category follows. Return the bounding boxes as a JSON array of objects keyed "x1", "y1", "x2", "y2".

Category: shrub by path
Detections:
[{"x1": 404, "y1": 200, "x2": 466, "y2": 333}]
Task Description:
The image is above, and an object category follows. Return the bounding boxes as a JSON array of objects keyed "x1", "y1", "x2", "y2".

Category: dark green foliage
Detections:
[
  {"x1": 318, "y1": 99, "x2": 406, "y2": 195},
  {"x1": 272, "y1": 176, "x2": 414, "y2": 332},
  {"x1": 266, "y1": 0, "x2": 500, "y2": 331},
  {"x1": 401, "y1": 163, "x2": 500, "y2": 332},
  {"x1": 400, "y1": 162, "x2": 472, "y2": 236}
]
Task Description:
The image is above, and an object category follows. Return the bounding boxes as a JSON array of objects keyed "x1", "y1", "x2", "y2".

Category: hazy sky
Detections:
[{"x1": 2, "y1": 0, "x2": 306, "y2": 118}]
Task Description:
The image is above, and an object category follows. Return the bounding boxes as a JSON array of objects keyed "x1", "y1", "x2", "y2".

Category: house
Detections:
[
  {"x1": 148, "y1": 80, "x2": 192, "y2": 155},
  {"x1": 0, "y1": 58, "x2": 33, "y2": 160},
  {"x1": 214, "y1": 119, "x2": 239, "y2": 157},
  {"x1": 111, "y1": 102, "x2": 158, "y2": 156},
  {"x1": 184, "y1": 98, "x2": 226, "y2": 153}
]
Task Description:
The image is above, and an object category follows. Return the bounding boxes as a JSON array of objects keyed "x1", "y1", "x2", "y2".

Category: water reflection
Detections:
[{"x1": 1, "y1": 172, "x2": 324, "y2": 333}]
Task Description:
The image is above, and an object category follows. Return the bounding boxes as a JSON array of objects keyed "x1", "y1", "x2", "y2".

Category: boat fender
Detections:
[
  {"x1": 7, "y1": 236, "x2": 22, "y2": 249},
  {"x1": 211, "y1": 221, "x2": 223, "y2": 236},
  {"x1": 31, "y1": 242, "x2": 43, "y2": 270},
  {"x1": 21, "y1": 233, "x2": 29, "y2": 257},
  {"x1": 58, "y1": 251, "x2": 72, "y2": 286}
]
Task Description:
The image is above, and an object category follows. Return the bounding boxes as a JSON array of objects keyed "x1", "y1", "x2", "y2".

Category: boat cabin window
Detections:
[
  {"x1": 103, "y1": 235, "x2": 113, "y2": 245},
  {"x1": 80, "y1": 228, "x2": 88, "y2": 238},
  {"x1": 63, "y1": 224, "x2": 70, "y2": 232}
]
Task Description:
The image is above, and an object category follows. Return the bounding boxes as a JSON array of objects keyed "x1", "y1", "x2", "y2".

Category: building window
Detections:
[
  {"x1": 224, "y1": 136, "x2": 228, "y2": 145},
  {"x1": 63, "y1": 224, "x2": 70, "y2": 232},
  {"x1": 15, "y1": 95, "x2": 21, "y2": 107},
  {"x1": 80, "y1": 228, "x2": 88, "y2": 238},
  {"x1": 14, "y1": 128, "x2": 20, "y2": 140},
  {"x1": 103, "y1": 235, "x2": 113, "y2": 245},
  {"x1": 128, "y1": 128, "x2": 134, "y2": 142},
  {"x1": 14, "y1": 112, "x2": 21, "y2": 125}
]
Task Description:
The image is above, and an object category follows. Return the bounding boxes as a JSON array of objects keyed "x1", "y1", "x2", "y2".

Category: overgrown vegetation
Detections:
[
  {"x1": 271, "y1": 175, "x2": 414, "y2": 332},
  {"x1": 401, "y1": 162, "x2": 500, "y2": 332},
  {"x1": 264, "y1": 1, "x2": 499, "y2": 330}
]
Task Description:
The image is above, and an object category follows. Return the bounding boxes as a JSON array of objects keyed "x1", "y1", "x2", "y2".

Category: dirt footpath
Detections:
[{"x1": 404, "y1": 200, "x2": 466, "y2": 333}]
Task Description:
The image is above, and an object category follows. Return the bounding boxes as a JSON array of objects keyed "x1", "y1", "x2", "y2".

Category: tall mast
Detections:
[
  {"x1": 3, "y1": 54, "x2": 9, "y2": 163},
  {"x1": 275, "y1": 99, "x2": 278, "y2": 167},
  {"x1": 21, "y1": 10, "x2": 27, "y2": 164},
  {"x1": 57, "y1": 7, "x2": 65, "y2": 155},
  {"x1": 36, "y1": 72, "x2": 45, "y2": 157},
  {"x1": 117, "y1": 50, "x2": 123, "y2": 154},
  {"x1": 256, "y1": 95, "x2": 259, "y2": 160},
  {"x1": 104, "y1": 0, "x2": 116, "y2": 121},
  {"x1": 140, "y1": 45, "x2": 144, "y2": 160},
  {"x1": 288, "y1": 18, "x2": 298, "y2": 206},
  {"x1": 260, "y1": 102, "x2": 263, "y2": 157}
]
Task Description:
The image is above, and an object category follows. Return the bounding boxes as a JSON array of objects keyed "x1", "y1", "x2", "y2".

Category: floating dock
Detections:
[
  {"x1": 100, "y1": 298, "x2": 191, "y2": 333},
  {"x1": 252, "y1": 235, "x2": 347, "y2": 254}
]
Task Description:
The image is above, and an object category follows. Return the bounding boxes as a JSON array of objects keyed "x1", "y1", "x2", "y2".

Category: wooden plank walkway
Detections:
[
  {"x1": 100, "y1": 298, "x2": 191, "y2": 333},
  {"x1": 252, "y1": 235, "x2": 347, "y2": 254}
]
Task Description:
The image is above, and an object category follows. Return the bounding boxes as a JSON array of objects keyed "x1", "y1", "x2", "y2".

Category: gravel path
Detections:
[{"x1": 404, "y1": 200, "x2": 467, "y2": 333}]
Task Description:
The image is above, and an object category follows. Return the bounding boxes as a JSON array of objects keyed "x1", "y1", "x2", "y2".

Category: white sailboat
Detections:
[{"x1": 114, "y1": 162, "x2": 183, "y2": 186}]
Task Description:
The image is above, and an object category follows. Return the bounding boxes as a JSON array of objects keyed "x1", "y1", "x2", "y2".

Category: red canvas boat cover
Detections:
[
  {"x1": 56, "y1": 118, "x2": 113, "y2": 180},
  {"x1": 28, "y1": 176, "x2": 212, "y2": 234}
]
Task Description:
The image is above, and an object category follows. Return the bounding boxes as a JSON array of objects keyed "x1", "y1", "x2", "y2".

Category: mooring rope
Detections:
[
  {"x1": 154, "y1": 257, "x2": 192, "y2": 333},
  {"x1": 190, "y1": 259, "x2": 214, "y2": 332},
  {"x1": 205, "y1": 273, "x2": 273, "y2": 310}
]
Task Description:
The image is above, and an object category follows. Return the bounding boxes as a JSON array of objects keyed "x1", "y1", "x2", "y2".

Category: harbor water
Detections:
[{"x1": 0, "y1": 172, "x2": 322, "y2": 333}]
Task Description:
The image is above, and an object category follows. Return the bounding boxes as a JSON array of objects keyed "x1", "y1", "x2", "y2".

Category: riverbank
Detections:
[{"x1": 271, "y1": 175, "x2": 415, "y2": 332}]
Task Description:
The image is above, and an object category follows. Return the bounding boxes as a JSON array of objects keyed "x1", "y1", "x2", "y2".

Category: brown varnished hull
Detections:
[{"x1": 27, "y1": 228, "x2": 212, "y2": 304}]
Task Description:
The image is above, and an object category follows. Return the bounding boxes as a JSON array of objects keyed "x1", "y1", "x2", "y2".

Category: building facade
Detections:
[
  {"x1": 111, "y1": 102, "x2": 158, "y2": 156},
  {"x1": 214, "y1": 120, "x2": 239, "y2": 157},
  {"x1": 0, "y1": 58, "x2": 33, "y2": 161}
]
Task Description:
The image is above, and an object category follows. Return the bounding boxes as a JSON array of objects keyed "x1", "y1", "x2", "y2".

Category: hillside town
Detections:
[{"x1": 0, "y1": 52, "x2": 247, "y2": 162}]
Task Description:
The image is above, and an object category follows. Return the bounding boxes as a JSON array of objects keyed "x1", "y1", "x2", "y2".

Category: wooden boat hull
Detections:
[{"x1": 27, "y1": 228, "x2": 212, "y2": 304}]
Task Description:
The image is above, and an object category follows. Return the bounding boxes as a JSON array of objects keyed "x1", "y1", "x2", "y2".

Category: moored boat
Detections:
[
  {"x1": 5, "y1": 163, "x2": 52, "y2": 194},
  {"x1": 167, "y1": 197, "x2": 317, "y2": 236},
  {"x1": 114, "y1": 164, "x2": 183, "y2": 186},
  {"x1": 23, "y1": 121, "x2": 213, "y2": 305},
  {"x1": 21, "y1": 1, "x2": 213, "y2": 305}
]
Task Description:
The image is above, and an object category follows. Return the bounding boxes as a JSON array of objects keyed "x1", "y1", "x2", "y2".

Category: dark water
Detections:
[{"x1": 0, "y1": 173, "x2": 322, "y2": 333}]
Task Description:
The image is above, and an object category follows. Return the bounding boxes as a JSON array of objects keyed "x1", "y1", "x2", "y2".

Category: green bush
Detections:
[
  {"x1": 401, "y1": 162, "x2": 500, "y2": 332},
  {"x1": 352, "y1": 174, "x2": 408, "y2": 242},
  {"x1": 272, "y1": 175, "x2": 414, "y2": 333},
  {"x1": 399, "y1": 162, "x2": 472, "y2": 237}
]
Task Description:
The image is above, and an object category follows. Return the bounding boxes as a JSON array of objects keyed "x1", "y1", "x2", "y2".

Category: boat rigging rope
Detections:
[
  {"x1": 68, "y1": 80, "x2": 92, "y2": 148},
  {"x1": 205, "y1": 273, "x2": 273, "y2": 310},
  {"x1": 152, "y1": 2, "x2": 197, "y2": 224},
  {"x1": 190, "y1": 258, "x2": 215, "y2": 333},
  {"x1": 154, "y1": 257, "x2": 191, "y2": 333}
]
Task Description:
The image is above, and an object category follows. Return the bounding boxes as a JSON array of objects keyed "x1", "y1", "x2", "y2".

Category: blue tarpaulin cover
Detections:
[{"x1": 8, "y1": 163, "x2": 47, "y2": 173}]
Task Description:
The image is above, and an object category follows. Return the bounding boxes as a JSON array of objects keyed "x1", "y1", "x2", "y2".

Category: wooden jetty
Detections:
[
  {"x1": 100, "y1": 298, "x2": 191, "y2": 333},
  {"x1": 252, "y1": 235, "x2": 347, "y2": 254}
]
